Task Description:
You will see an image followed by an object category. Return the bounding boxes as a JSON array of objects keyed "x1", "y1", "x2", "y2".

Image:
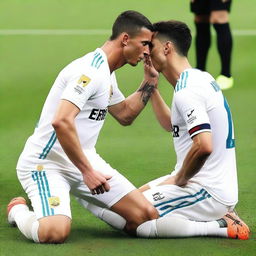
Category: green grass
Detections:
[{"x1": 0, "y1": 0, "x2": 255, "y2": 255}]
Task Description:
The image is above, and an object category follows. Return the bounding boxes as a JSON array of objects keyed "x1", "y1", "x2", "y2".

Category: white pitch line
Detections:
[
  {"x1": 0, "y1": 29, "x2": 111, "y2": 35},
  {"x1": 0, "y1": 29, "x2": 256, "y2": 36}
]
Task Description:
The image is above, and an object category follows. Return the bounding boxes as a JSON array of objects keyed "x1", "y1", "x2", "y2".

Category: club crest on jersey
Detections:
[
  {"x1": 48, "y1": 196, "x2": 60, "y2": 208},
  {"x1": 78, "y1": 75, "x2": 91, "y2": 87},
  {"x1": 36, "y1": 165, "x2": 44, "y2": 171}
]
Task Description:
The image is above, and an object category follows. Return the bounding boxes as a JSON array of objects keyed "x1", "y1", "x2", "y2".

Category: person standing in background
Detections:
[{"x1": 190, "y1": 0, "x2": 233, "y2": 90}]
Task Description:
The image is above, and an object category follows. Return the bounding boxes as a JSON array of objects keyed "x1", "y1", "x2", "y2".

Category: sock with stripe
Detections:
[
  {"x1": 137, "y1": 215, "x2": 227, "y2": 238},
  {"x1": 10, "y1": 204, "x2": 40, "y2": 242}
]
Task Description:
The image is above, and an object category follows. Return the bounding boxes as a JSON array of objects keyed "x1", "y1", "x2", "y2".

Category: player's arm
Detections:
[
  {"x1": 146, "y1": 54, "x2": 171, "y2": 131},
  {"x1": 150, "y1": 89, "x2": 172, "y2": 132},
  {"x1": 108, "y1": 81, "x2": 155, "y2": 126},
  {"x1": 160, "y1": 131, "x2": 212, "y2": 187},
  {"x1": 52, "y1": 99, "x2": 111, "y2": 194},
  {"x1": 109, "y1": 55, "x2": 158, "y2": 126}
]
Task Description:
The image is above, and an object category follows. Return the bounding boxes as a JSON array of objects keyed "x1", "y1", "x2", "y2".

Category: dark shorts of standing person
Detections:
[{"x1": 190, "y1": 0, "x2": 232, "y2": 15}]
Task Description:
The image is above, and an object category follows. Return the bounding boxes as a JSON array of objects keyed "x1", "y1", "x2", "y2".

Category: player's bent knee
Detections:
[
  {"x1": 125, "y1": 205, "x2": 158, "y2": 234},
  {"x1": 38, "y1": 215, "x2": 71, "y2": 244}
]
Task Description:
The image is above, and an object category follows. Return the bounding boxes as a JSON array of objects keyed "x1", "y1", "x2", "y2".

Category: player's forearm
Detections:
[
  {"x1": 151, "y1": 89, "x2": 172, "y2": 132},
  {"x1": 175, "y1": 141, "x2": 211, "y2": 186},
  {"x1": 118, "y1": 80, "x2": 156, "y2": 125},
  {"x1": 52, "y1": 119, "x2": 93, "y2": 173}
]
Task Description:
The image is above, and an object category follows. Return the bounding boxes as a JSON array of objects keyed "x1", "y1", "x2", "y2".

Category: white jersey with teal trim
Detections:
[
  {"x1": 17, "y1": 48, "x2": 125, "y2": 171},
  {"x1": 170, "y1": 68, "x2": 238, "y2": 206}
]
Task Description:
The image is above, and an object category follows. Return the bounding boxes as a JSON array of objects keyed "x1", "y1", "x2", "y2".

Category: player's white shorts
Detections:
[
  {"x1": 17, "y1": 149, "x2": 136, "y2": 220},
  {"x1": 144, "y1": 175, "x2": 234, "y2": 221}
]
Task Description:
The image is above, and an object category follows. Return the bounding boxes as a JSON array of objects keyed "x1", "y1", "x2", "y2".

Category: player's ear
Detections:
[
  {"x1": 121, "y1": 33, "x2": 129, "y2": 47},
  {"x1": 164, "y1": 41, "x2": 172, "y2": 55}
]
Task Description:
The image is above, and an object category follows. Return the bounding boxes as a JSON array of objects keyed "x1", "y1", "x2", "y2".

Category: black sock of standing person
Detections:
[
  {"x1": 195, "y1": 22, "x2": 211, "y2": 71},
  {"x1": 213, "y1": 23, "x2": 233, "y2": 77}
]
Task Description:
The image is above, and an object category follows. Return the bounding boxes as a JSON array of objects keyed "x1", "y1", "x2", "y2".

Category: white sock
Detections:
[
  {"x1": 137, "y1": 215, "x2": 228, "y2": 238},
  {"x1": 11, "y1": 204, "x2": 39, "y2": 243},
  {"x1": 86, "y1": 203, "x2": 126, "y2": 230},
  {"x1": 80, "y1": 200, "x2": 228, "y2": 238}
]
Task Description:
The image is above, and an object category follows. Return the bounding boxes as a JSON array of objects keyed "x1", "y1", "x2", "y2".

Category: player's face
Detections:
[
  {"x1": 150, "y1": 36, "x2": 166, "y2": 72},
  {"x1": 123, "y1": 28, "x2": 153, "y2": 66}
]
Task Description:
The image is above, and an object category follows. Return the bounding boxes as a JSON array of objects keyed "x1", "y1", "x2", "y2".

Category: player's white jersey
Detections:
[
  {"x1": 17, "y1": 48, "x2": 125, "y2": 171},
  {"x1": 171, "y1": 68, "x2": 238, "y2": 206}
]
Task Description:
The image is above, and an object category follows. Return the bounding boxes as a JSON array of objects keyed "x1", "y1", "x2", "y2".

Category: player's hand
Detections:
[
  {"x1": 143, "y1": 54, "x2": 159, "y2": 87},
  {"x1": 83, "y1": 170, "x2": 112, "y2": 195},
  {"x1": 160, "y1": 175, "x2": 188, "y2": 187}
]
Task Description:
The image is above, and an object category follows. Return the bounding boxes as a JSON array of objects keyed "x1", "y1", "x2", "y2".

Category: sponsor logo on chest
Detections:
[{"x1": 89, "y1": 108, "x2": 108, "y2": 121}]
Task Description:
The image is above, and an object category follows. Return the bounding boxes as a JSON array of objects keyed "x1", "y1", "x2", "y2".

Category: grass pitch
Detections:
[{"x1": 0, "y1": 1, "x2": 255, "y2": 255}]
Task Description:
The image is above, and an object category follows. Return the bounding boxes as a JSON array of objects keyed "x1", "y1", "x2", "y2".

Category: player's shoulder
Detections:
[
  {"x1": 175, "y1": 68, "x2": 216, "y2": 93},
  {"x1": 66, "y1": 49, "x2": 101, "y2": 71},
  {"x1": 61, "y1": 48, "x2": 108, "y2": 80},
  {"x1": 175, "y1": 68, "x2": 199, "y2": 92}
]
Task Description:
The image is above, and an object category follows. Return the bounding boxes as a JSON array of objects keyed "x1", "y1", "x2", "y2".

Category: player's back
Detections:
[{"x1": 172, "y1": 68, "x2": 238, "y2": 206}]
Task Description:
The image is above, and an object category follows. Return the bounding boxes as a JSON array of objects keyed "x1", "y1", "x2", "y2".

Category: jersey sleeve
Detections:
[
  {"x1": 108, "y1": 72, "x2": 125, "y2": 106},
  {"x1": 61, "y1": 71, "x2": 97, "y2": 110},
  {"x1": 174, "y1": 88, "x2": 211, "y2": 138}
]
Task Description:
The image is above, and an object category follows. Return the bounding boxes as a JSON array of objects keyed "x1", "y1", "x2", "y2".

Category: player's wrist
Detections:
[{"x1": 175, "y1": 175, "x2": 188, "y2": 187}]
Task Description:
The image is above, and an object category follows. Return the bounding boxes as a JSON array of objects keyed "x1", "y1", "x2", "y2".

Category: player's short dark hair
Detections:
[
  {"x1": 153, "y1": 20, "x2": 192, "y2": 57},
  {"x1": 110, "y1": 10, "x2": 153, "y2": 40}
]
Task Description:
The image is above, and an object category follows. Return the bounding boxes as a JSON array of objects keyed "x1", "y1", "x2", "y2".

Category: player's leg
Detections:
[
  {"x1": 74, "y1": 172, "x2": 158, "y2": 235},
  {"x1": 110, "y1": 189, "x2": 158, "y2": 235},
  {"x1": 78, "y1": 192, "x2": 250, "y2": 239},
  {"x1": 73, "y1": 150, "x2": 158, "y2": 235},
  {"x1": 77, "y1": 198, "x2": 127, "y2": 230},
  {"x1": 7, "y1": 197, "x2": 40, "y2": 242},
  {"x1": 8, "y1": 168, "x2": 72, "y2": 243},
  {"x1": 140, "y1": 183, "x2": 249, "y2": 239},
  {"x1": 190, "y1": 0, "x2": 211, "y2": 71},
  {"x1": 210, "y1": 0, "x2": 233, "y2": 89},
  {"x1": 74, "y1": 151, "x2": 249, "y2": 239}
]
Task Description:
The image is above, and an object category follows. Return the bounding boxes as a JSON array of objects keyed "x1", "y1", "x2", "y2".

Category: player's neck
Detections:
[
  {"x1": 101, "y1": 40, "x2": 126, "y2": 73},
  {"x1": 163, "y1": 56, "x2": 191, "y2": 88}
]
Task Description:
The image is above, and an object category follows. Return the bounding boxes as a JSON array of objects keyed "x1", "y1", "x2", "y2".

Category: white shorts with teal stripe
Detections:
[
  {"x1": 17, "y1": 150, "x2": 136, "y2": 220},
  {"x1": 143, "y1": 180, "x2": 231, "y2": 221}
]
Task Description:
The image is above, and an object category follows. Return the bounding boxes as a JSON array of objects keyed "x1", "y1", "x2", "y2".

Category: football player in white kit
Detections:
[
  {"x1": 7, "y1": 14, "x2": 250, "y2": 242},
  {"x1": 78, "y1": 20, "x2": 250, "y2": 240},
  {"x1": 7, "y1": 11, "x2": 162, "y2": 243},
  {"x1": 137, "y1": 20, "x2": 250, "y2": 239}
]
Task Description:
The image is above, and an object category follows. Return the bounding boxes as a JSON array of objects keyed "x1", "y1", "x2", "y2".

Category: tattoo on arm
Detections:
[{"x1": 137, "y1": 82, "x2": 155, "y2": 106}]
